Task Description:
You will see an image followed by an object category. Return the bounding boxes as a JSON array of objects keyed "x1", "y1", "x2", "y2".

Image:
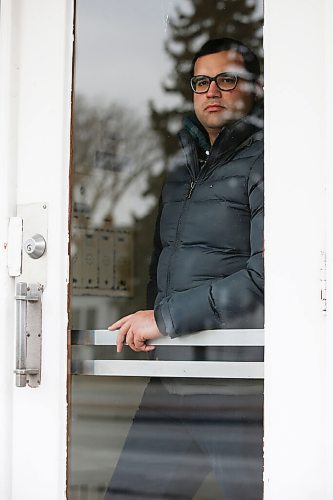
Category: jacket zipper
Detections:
[
  {"x1": 165, "y1": 134, "x2": 218, "y2": 294},
  {"x1": 187, "y1": 179, "x2": 197, "y2": 199},
  {"x1": 165, "y1": 176, "x2": 198, "y2": 295}
]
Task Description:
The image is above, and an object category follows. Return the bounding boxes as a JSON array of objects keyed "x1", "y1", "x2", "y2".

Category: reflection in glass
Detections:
[
  {"x1": 70, "y1": 0, "x2": 264, "y2": 498},
  {"x1": 71, "y1": 376, "x2": 263, "y2": 499}
]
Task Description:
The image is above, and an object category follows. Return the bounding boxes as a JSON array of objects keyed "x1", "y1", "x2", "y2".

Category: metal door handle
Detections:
[
  {"x1": 14, "y1": 282, "x2": 42, "y2": 388},
  {"x1": 71, "y1": 329, "x2": 265, "y2": 379}
]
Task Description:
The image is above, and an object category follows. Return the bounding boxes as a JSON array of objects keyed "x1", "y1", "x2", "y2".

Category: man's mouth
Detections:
[{"x1": 204, "y1": 103, "x2": 226, "y2": 111}]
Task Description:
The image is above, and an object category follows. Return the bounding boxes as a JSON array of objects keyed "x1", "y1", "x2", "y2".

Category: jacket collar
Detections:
[{"x1": 182, "y1": 99, "x2": 264, "y2": 160}]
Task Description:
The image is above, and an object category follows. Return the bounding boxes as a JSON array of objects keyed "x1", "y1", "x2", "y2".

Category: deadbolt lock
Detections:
[{"x1": 24, "y1": 234, "x2": 46, "y2": 259}]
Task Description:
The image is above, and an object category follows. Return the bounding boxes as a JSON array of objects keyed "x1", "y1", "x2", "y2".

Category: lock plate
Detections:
[{"x1": 17, "y1": 203, "x2": 48, "y2": 286}]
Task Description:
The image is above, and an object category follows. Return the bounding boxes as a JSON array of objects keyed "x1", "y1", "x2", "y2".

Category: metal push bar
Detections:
[{"x1": 71, "y1": 329, "x2": 264, "y2": 379}]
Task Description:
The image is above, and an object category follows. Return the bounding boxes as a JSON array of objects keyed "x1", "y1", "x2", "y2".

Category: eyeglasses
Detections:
[{"x1": 190, "y1": 72, "x2": 252, "y2": 94}]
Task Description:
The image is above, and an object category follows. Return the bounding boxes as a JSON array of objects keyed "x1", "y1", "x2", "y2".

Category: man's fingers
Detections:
[
  {"x1": 126, "y1": 330, "x2": 140, "y2": 352},
  {"x1": 112, "y1": 310, "x2": 159, "y2": 353},
  {"x1": 133, "y1": 336, "x2": 156, "y2": 352},
  {"x1": 116, "y1": 330, "x2": 127, "y2": 353},
  {"x1": 140, "y1": 344, "x2": 156, "y2": 352},
  {"x1": 108, "y1": 314, "x2": 134, "y2": 331},
  {"x1": 116, "y1": 321, "x2": 131, "y2": 353},
  {"x1": 129, "y1": 341, "x2": 155, "y2": 352},
  {"x1": 118, "y1": 331, "x2": 157, "y2": 353}
]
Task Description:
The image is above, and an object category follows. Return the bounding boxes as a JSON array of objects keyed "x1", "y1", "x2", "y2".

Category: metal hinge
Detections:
[
  {"x1": 14, "y1": 282, "x2": 43, "y2": 388},
  {"x1": 320, "y1": 250, "x2": 327, "y2": 313}
]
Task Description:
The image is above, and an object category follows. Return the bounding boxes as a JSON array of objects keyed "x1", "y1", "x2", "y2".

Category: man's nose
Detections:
[{"x1": 206, "y1": 80, "x2": 222, "y2": 97}]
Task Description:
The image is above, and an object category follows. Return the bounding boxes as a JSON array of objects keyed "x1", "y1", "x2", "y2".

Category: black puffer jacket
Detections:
[{"x1": 147, "y1": 106, "x2": 264, "y2": 338}]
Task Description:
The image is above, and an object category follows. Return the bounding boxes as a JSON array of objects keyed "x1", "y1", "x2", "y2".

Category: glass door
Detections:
[{"x1": 69, "y1": 1, "x2": 264, "y2": 498}]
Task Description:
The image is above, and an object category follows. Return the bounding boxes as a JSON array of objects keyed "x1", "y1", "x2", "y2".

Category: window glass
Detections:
[{"x1": 70, "y1": 1, "x2": 264, "y2": 498}]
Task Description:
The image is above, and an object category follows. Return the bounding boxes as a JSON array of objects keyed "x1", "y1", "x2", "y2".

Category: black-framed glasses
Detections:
[{"x1": 190, "y1": 72, "x2": 251, "y2": 94}]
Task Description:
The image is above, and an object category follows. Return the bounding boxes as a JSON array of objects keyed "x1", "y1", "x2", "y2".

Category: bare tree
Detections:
[{"x1": 73, "y1": 96, "x2": 162, "y2": 226}]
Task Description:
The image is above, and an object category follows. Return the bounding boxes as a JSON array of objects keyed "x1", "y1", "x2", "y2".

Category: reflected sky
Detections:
[
  {"x1": 75, "y1": 0, "x2": 191, "y2": 115},
  {"x1": 75, "y1": 0, "x2": 263, "y2": 116}
]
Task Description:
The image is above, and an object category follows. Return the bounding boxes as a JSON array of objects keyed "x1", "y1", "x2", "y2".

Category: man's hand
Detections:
[{"x1": 108, "y1": 310, "x2": 162, "y2": 353}]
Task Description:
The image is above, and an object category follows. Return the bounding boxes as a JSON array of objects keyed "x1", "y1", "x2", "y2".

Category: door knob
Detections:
[{"x1": 24, "y1": 234, "x2": 46, "y2": 259}]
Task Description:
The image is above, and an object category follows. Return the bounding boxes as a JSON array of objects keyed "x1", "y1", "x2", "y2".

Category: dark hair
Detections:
[{"x1": 191, "y1": 38, "x2": 261, "y2": 80}]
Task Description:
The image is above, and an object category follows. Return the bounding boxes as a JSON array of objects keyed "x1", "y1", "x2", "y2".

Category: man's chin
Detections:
[{"x1": 208, "y1": 111, "x2": 246, "y2": 128}]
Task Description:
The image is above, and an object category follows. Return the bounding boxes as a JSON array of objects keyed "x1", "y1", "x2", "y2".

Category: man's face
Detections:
[{"x1": 193, "y1": 50, "x2": 255, "y2": 144}]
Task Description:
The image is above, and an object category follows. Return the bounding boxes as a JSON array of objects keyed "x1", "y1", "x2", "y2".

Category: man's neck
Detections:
[{"x1": 208, "y1": 128, "x2": 221, "y2": 145}]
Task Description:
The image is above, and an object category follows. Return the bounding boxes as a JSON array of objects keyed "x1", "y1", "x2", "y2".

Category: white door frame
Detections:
[
  {"x1": 1, "y1": 0, "x2": 333, "y2": 499},
  {"x1": 324, "y1": 0, "x2": 333, "y2": 495},
  {"x1": 264, "y1": 1, "x2": 332, "y2": 498},
  {"x1": 0, "y1": 0, "x2": 74, "y2": 499}
]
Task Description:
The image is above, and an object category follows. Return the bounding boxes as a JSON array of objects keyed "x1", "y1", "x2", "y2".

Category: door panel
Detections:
[
  {"x1": 69, "y1": 1, "x2": 264, "y2": 498},
  {"x1": 0, "y1": 1, "x2": 74, "y2": 499}
]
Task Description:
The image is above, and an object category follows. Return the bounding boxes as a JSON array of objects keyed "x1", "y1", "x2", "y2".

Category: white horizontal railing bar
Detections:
[
  {"x1": 71, "y1": 329, "x2": 265, "y2": 347},
  {"x1": 71, "y1": 360, "x2": 264, "y2": 379}
]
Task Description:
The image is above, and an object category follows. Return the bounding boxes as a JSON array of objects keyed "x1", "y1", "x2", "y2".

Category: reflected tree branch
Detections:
[{"x1": 73, "y1": 96, "x2": 162, "y2": 227}]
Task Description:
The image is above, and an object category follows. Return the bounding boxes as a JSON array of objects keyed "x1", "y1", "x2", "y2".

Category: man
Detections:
[{"x1": 105, "y1": 38, "x2": 264, "y2": 499}]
